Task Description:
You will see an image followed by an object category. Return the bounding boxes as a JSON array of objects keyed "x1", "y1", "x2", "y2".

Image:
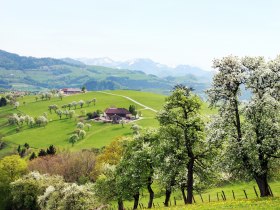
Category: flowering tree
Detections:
[
  {"x1": 207, "y1": 55, "x2": 280, "y2": 197},
  {"x1": 116, "y1": 129, "x2": 158, "y2": 209},
  {"x1": 69, "y1": 134, "x2": 79, "y2": 146},
  {"x1": 38, "y1": 183, "x2": 97, "y2": 210}
]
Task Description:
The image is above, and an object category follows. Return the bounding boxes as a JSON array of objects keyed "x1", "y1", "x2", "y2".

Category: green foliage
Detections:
[
  {"x1": 38, "y1": 149, "x2": 47, "y2": 157},
  {"x1": 0, "y1": 155, "x2": 27, "y2": 184},
  {"x1": 39, "y1": 183, "x2": 97, "y2": 210},
  {"x1": 0, "y1": 155, "x2": 27, "y2": 209},
  {"x1": 207, "y1": 55, "x2": 280, "y2": 196},
  {"x1": 129, "y1": 104, "x2": 137, "y2": 116},
  {"x1": 9, "y1": 172, "x2": 64, "y2": 210},
  {"x1": 69, "y1": 134, "x2": 79, "y2": 146},
  {"x1": 29, "y1": 152, "x2": 37, "y2": 160},
  {"x1": 0, "y1": 97, "x2": 7, "y2": 107},
  {"x1": 46, "y1": 145, "x2": 56, "y2": 155}
]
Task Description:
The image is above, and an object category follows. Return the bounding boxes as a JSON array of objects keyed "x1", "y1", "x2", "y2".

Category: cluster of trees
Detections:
[
  {"x1": 55, "y1": 109, "x2": 75, "y2": 119},
  {"x1": 68, "y1": 122, "x2": 91, "y2": 146},
  {"x1": 94, "y1": 55, "x2": 280, "y2": 209},
  {"x1": 86, "y1": 109, "x2": 103, "y2": 119},
  {"x1": 128, "y1": 105, "x2": 137, "y2": 117},
  {"x1": 35, "y1": 91, "x2": 65, "y2": 102},
  {"x1": 10, "y1": 172, "x2": 97, "y2": 210},
  {"x1": 60, "y1": 98, "x2": 96, "y2": 111},
  {"x1": 0, "y1": 150, "x2": 100, "y2": 210},
  {"x1": 95, "y1": 86, "x2": 211, "y2": 209},
  {"x1": 8, "y1": 113, "x2": 48, "y2": 129},
  {"x1": 17, "y1": 143, "x2": 30, "y2": 158},
  {"x1": 29, "y1": 150, "x2": 97, "y2": 183}
]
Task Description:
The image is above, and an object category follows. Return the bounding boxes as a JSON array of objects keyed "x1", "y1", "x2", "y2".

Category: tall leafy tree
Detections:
[
  {"x1": 207, "y1": 55, "x2": 280, "y2": 197},
  {"x1": 157, "y1": 85, "x2": 206, "y2": 204}
]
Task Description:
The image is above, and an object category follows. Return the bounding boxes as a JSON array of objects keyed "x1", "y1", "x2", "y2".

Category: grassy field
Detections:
[
  {"x1": 121, "y1": 181, "x2": 280, "y2": 210},
  {"x1": 0, "y1": 90, "x2": 217, "y2": 158},
  {"x1": 0, "y1": 90, "x2": 167, "y2": 157}
]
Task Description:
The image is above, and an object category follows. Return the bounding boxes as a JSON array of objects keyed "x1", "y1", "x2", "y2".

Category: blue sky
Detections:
[{"x1": 1, "y1": 0, "x2": 280, "y2": 70}]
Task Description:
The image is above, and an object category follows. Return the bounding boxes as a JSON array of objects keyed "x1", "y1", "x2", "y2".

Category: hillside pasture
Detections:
[{"x1": 0, "y1": 91, "x2": 164, "y2": 157}]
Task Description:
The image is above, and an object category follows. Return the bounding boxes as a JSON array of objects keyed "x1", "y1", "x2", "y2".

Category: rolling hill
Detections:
[{"x1": 0, "y1": 50, "x2": 211, "y2": 96}]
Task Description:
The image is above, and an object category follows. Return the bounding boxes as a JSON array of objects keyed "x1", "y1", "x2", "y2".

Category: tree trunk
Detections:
[
  {"x1": 181, "y1": 185, "x2": 187, "y2": 204},
  {"x1": 186, "y1": 158, "x2": 195, "y2": 204},
  {"x1": 118, "y1": 199, "x2": 124, "y2": 210},
  {"x1": 164, "y1": 187, "x2": 172, "y2": 207},
  {"x1": 255, "y1": 173, "x2": 271, "y2": 197},
  {"x1": 133, "y1": 192, "x2": 140, "y2": 209},
  {"x1": 147, "y1": 177, "x2": 154, "y2": 208}
]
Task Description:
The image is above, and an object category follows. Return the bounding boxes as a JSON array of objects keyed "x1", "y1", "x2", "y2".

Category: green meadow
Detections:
[
  {"x1": 121, "y1": 181, "x2": 280, "y2": 210},
  {"x1": 0, "y1": 90, "x2": 167, "y2": 157},
  {"x1": 0, "y1": 90, "x2": 218, "y2": 158}
]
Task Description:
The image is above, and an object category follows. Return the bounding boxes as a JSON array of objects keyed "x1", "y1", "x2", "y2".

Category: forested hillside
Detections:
[{"x1": 0, "y1": 50, "x2": 211, "y2": 96}]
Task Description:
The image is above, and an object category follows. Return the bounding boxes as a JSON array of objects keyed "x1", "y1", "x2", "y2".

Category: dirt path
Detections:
[{"x1": 97, "y1": 91, "x2": 158, "y2": 113}]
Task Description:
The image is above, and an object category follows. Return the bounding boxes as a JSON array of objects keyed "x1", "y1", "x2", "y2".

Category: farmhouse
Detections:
[
  {"x1": 61, "y1": 88, "x2": 82, "y2": 94},
  {"x1": 104, "y1": 108, "x2": 131, "y2": 123}
]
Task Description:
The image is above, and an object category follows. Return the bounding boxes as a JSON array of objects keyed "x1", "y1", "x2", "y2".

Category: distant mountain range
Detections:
[
  {"x1": 0, "y1": 50, "x2": 212, "y2": 97},
  {"x1": 77, "y1": 57, "x2": 214, "y2": 78}
]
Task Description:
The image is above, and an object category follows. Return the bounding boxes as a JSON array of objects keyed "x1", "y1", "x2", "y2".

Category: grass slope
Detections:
[
  {"x1": 122, "y1": 181, "x2": 280, "y2": 210},
  {"x1": 0, "y1": 90, "x2": 167, "y2": 157}
]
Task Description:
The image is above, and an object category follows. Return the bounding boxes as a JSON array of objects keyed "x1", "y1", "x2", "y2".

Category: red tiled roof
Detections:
[{"x1": 105, "y1": 108, "x2": 131, "y2": 115}]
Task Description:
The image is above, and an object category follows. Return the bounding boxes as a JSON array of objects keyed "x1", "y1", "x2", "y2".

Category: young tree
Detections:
[
  {"x1": 69, "y1": 110, "x2": 75, "y2": 119},
  {"x1": 79, "y1": 100, "x2": 85, "y2": 108},
  {"x1": 38, "y1": 149, "x2": 47, "y2": 157},
  {"x1": 92, "y1": 98, "x2": 96, "y2": 106},
  {"x1": 157, "y1": 85, "x2": 206, "y2": 204},
  {"x1": 58, "y1": 92, "x2": 63, "y2": 100},
  {"x1": 56, "y1": 109, "x2": 63, "y2": 119},
  {"x1": 36, "y1": 116, "x2": 48, "y2": 127},
  {"x1": 86, "y1": 100, "x2": 91, "y2": 107},
  {"x1": 29, "y1": 152, "x2": 37, "y2": 161},
  {"x1": 63, "y1": 110, "x2": 69, "y2": 118},
  {"x1": 79, "y1": 129, "x2": 86, "y2": 139},
  {"x1": 69, "y1": 134, "x2": 79, "y2": 146},
  {"x1": 72, "y1": 101, "x2": 78, "y2": 109},
  {"x1": 129, "y1": 105, "x2": 137, "y2": 117},
  {"x1": 0, "y1": 97, "x2": 7, "y2": 107},
  {"x1": 14, "y1": 101, "x2": 19, "y2": 109},
  {"x1": 130, "y1": 124, "x2": 141, "y2": 135},
  {"x1": 77, "y1": 122, "x2": 85, "y2": 129},
  {"x1": 47, "y1": 145, "x2": 56, "y2": 155},
  {"x1": 85, "y1": 123, "x2": 92, "y2": 131},
  {"x1": 67, "y1": 103, "x2": 72, "y2": 110}
]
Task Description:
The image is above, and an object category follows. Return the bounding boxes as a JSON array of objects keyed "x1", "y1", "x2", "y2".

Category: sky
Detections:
[{"x1": 1, "y1": 0, "x2": 280, "y2": 70}]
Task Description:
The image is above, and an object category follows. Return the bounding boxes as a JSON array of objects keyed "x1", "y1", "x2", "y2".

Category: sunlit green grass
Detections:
[
  {"x1": 0, "y1": 90, "x2": 164, "y2": 157},
  {"x1": 121, "y1": 181, "x2": 280, "y2": 210}
]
